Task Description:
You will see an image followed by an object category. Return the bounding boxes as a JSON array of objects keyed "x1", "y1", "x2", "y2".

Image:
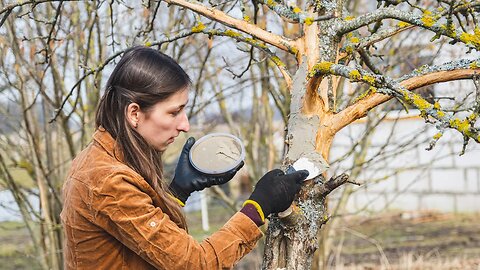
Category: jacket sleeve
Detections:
[{"x1": 91, "y1": 172, "x2": 263, "y2": 270}]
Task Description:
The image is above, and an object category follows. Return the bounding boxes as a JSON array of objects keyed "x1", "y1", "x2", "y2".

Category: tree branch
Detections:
[
  {"x1": 313, "y1": 173, "x2": 357, "y2": 197},
  {"x1": 349, "y1": 24, "x2": 414, "y2": 51},
  {"x1": 42, "y1": 1, "x2": 64, "y2": 64},
  {"x1": 310, "y1": 59, "x2": 480, "y2": 143},
  {"x1": 192, "y1": 25, "x2": 293, "y2": 87},
  {"x1": 52, "y1": 24, "x2": 295, "y2": 121},
  {"x1": 336, "y1": 6, "x2": 480, "y2": 50},
  {"x1": 0, "y1": 0, "x2": 80, "y2": 28},
  {"x1": 255, "y1": 0, "x2": 334, "y2": 24},
  {"x1": 163, "y1": 0, "x2": 297, "y2": 53}
]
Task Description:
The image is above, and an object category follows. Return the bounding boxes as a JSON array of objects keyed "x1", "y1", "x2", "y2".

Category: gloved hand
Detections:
[
  {"x1": 169, "y1": 137, "x2": 244, "y2": 206},
  {"x1": 243, "y1": 169, "x2": 308, "y2": 222}
]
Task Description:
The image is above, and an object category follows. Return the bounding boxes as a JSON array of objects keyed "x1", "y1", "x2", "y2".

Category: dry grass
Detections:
[
  {"x1": 187, "y1": 206, "x2": 480, "y2": 269},
  {"x1": 333, "y1": 253, "x2": 480, "y2": 270},
  {"x1": 328, "y1": 211, "x2": 480, "y2": 270},
  {"x1": 0, "y1": 205, "x2": 478, "y2": 270}
]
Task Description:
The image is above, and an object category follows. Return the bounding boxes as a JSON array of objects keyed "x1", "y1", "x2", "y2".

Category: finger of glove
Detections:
[
  {"x1": 276, "y1": 172, "x2": 305, "y2": 199},
  {"x1": 222, "y1": 161, "x2": 245, "y2": 181},
  {"x1": 277, "y1": 181, "x2": 302, "y2": 212},
  {"x1": 206, "y1": 176, "x2": 220, "y2": 186},
  {"x1": 234, "y1": 161, "x2": 245, "y2": 171},
  {"x1": 192, "y1": 178, "x2": 209, "y2": 190},
  {"x1": 215, "y1": 176, "x2": 231, "y2": 185},
  {"x1": 228, "y1": 161, "x2": 244, "y2": 176},
  {"x1": 181, "y1": 137, "x2": 196, "y2": 155},
  {"x1": 263, "y1": 169, "x2": 284, "y2": 179},
  {"x1": 210, "y1": 176, "x2": 223, "y2": 187},
  {"x1": 254, "y1": 169, "x2": 282, "y2": 190},
  {"x1": 278, "y1": 178, "x2": 301, "y2": 201},
  {"x1": 287, "y1": 169, "x2": 309, "y2": 184}
]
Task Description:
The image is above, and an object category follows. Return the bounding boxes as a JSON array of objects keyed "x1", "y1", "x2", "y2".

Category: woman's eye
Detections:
[
  {"x1": 171, "y1": 108, "x2": 183, "y2": 116},
  {"x1": 171, "y1": 105, "x2": 187, "y2": 116}
]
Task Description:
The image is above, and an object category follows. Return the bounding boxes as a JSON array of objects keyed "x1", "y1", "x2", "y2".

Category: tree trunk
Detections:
[
  {"x1": 262, "y1": 1, "x2": 342, "y2": 267},
  {"x1": 263, "y1": 194, "x2": 328, "y2": 269},
  {"x1": 261, "y1": 60, "x2": 333, "y2": 269}
]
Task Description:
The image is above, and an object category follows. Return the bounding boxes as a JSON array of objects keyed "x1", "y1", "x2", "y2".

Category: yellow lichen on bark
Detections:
[
  {"x1": 362, "y1": 75, "x2": 376, "y2": 84},
  {"x1": 305, "y1": 17, "x2": 314, "y2": 25},
  {"x1": 468, "y1": 113, "x2": 477, "y2": 122},
  {"x1": 460, "y1": 28, "x2": 480, "y2": 48},
  {"x1": 412, "y1": 93, "x2": 433, "y2": 110},
  {"x1": 440, "y1": 23, "x2": 456, "y2": 36},
  {"x1": 355, "y1": 87, "x2": 376, "y2": 102},
  {"x1": 270, "y1": 55, "x2": 286, "y2": 68},
  {"x1": 421, "y1": 10, "x2": 436, "y2": 27},
  {"x1": 349, "y1": 70, "x2": 361, "y2": 81},
  {"x1": 397, "y1": 21, "x2": 411, "y2": 28},
  {"x1": 433, "y1": 133, "x2": 442, "y2": 140},
  {"x1": 290, "y1": 46, "x2": 299, "y2": 55},
  {"x1": 401, "y1": 90, "x2": 433, "y2": 113},
  {"x1": 449, "y1": 118, "x2": 471, "y2": 134},
  {"x1": 224, "y1": 29, "x2": 241, "y2": 37},
  {"x1": 309, "y1": 62, "x2": 333, "y2": 77},
  {"x1": 350, "y1": 36, "x2": 360, "y2": 43},
  {"x1": 192, "y1": 21, "x2": 206, "y2": 33}
]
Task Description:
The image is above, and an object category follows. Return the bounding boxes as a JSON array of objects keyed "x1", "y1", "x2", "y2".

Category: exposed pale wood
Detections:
[{"x1": 303, "y1": 9, "x2": 320, "y2": 69}]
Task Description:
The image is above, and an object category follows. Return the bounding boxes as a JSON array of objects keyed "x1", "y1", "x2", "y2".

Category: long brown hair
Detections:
[{"x1": 95, "y1": 46, "x2": 191, "y2": 229}]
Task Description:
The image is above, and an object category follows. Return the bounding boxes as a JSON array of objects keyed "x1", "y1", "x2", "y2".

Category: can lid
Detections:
[{"x1": 189, "y1": 133, "x2": 245, "y2": 175}]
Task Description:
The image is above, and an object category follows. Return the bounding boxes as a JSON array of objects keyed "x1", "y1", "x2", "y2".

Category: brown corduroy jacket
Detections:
[{"x1": 60, "y1": 129, "x2": 262, "y2": 269}]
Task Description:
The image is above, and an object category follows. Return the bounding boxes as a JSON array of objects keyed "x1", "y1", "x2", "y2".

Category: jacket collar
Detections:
[{"x1": 93, "y1": 127, "x2": 125, "y2": 162}]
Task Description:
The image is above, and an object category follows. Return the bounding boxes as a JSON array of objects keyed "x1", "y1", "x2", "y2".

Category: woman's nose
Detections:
[{"x1": 178, "y1": 112, "x2": 190, "y2": 132}]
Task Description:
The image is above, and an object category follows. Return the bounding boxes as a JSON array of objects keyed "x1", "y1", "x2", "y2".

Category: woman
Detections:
[{"x1": 61, "y1": 46, "x2": 308, "y2": 269}]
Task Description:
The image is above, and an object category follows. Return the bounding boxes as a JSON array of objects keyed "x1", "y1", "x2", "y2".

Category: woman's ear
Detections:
[{"x1": 126, "y1": 103, "x2": 140, "y2": 128}]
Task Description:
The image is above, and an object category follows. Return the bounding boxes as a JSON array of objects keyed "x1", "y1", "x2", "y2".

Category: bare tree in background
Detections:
[
  {"x1": 0, "y1": 2, "x2": 109, "y2": 269},
  {"x1": 1, "y1": 0, "x2": 480, "y2": 269},
  {"x1": 0, "y1": 1, "x2": 206, "y2": 269}
]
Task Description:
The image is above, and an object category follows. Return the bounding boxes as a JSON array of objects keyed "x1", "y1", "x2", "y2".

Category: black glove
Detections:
[
  {"x1": 169, "y1": 137, "x2": 244, "y2": 205},
  {"x1": 245, "y1": 169, "x2": 308, "y2": 221}
]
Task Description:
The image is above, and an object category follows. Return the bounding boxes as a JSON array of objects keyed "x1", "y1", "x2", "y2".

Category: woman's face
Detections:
[{"x1": 136, "y1": 89, "x2": 190, "y2": 151}]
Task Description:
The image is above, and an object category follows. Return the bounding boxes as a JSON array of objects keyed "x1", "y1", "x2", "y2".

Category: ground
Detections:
[
  {"x1": 0, "y1": 206, "x2": 479, "y2": 269},
  {"x1": 327, "y1": 211, "x2": 480, "y2": 269},
  {"x1": 0, "y1": 221, "x2": 40, "y2": 269},
  {"x1": 187, "y1": 206, "x2": 480, "y2": 269}
]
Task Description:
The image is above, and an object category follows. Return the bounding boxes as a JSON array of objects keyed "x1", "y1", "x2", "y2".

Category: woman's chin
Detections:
[{"x1": 153, "y1": 138, "x2": 174, "y2": 152}]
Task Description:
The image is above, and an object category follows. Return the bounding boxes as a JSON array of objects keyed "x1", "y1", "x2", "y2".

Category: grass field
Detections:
[
  {"x1": 187, "y1": 206, "x2": 480, "y2": 269},
  {"x1": 1, "y1": 206, "x2": 479, "y2": 269},
  {"x1": 0, "y1": 221, "x2": 41, "y2": 270},
  {"x1": 327, "y1": 211, "x2": 480, "y2": 269}
]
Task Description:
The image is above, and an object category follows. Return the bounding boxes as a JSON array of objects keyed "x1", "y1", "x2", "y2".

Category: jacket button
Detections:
[{"x1": 149, "y1": 221, "x2": 157, "y2": 227}]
